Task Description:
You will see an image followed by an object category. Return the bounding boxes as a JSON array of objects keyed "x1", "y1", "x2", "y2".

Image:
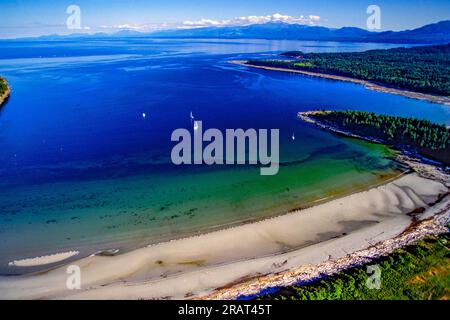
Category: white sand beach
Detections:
[{"x1": 0, "y1": 173, "x2": 448, "y2": 300}]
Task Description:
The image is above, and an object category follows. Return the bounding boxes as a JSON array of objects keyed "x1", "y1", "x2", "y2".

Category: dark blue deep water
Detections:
[{"x1": 0, "y1": 38, "x2": 448, "y2": 273}]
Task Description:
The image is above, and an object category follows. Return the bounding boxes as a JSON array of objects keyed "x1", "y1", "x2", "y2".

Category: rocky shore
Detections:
[
  {"x1": 298, "y1": 111, "x2": 449, "y2": 186},
  {"x1": 204, "y1": 200, "x2": 450, "y2": 300}
]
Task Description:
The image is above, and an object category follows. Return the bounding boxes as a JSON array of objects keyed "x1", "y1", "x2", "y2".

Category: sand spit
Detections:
[{"x1": 8, "y1": 251, "x2": 80, "y2": 267}]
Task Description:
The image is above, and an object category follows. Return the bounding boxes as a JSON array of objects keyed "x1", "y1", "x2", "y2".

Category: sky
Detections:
[{"x1": 1, "y1": 0, "x2": 450, "y2": 38}]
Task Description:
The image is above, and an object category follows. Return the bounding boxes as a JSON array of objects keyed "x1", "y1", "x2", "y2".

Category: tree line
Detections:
[
  {"x1": 256, "y1": 234, "x2": 449, "y2": 300},
  {"x1": 248, "y1": 43, "x2": 450, "y2": 96},
  {"x1": 310, "y1": 110, "x2": 450, "y2": 165}
]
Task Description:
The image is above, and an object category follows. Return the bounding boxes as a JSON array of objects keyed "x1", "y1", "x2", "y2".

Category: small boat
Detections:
[
  {"x1": 190, "y1": 111, "x2": 194, "y2": 120},
  {"x1": 292, "y1": 133, "x2": 295, "y2": 141}
]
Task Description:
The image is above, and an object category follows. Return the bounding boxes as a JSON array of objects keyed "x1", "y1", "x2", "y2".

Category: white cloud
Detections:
[
  {"x1": 99, "y1": 22, "x2": 174, "y2": 32},
  {"x1": 99, "y1": 13, "x2": 321, "y2": 32},
  {"x1": 101, "y1": 23, "x2": 153, "y2": 30},
  {"x1": 181, "y1": 13, "x2": 321, "y2": 28}
]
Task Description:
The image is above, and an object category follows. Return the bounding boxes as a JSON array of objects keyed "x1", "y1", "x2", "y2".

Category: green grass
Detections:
[
  {"x1": 257, "y1": 233, "x2": 450, "y2": 300},
  {"x1": 292, "y1": 62, "x2": 314, "y2": 68}
]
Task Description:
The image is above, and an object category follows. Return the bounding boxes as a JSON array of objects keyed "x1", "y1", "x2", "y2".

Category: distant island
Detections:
[
  {"x1": 234, "y1": 44, "x2": 450, "y2": 105},
  {"x1": 299, "y1": 110, "x2": 450, "y2": 166},
  {"x1": 0, "y1": 77, "x2": 10, "y2": 107}
]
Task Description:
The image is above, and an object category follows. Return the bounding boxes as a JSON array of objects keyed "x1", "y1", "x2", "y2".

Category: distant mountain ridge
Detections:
[
  {"x1": 12, "y1": 20, "x2": 450, "y2": 44},
  {"x1": 148, "y1": 20, "x2": 450, "y2": 44}
]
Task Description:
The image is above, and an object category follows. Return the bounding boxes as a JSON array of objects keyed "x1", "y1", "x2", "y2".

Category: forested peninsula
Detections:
[{"x1": 241, "y1": 44, "x2": 450, "y2": 103}]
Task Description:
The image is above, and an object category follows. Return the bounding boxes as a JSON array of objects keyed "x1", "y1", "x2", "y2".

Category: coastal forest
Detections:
[
  {"x1": 309, "y1": 111, "x2": 450, "y2": 165},
  {"x1": 257, "y1": 234, "x2": 450, "y2": 300},
  {"x1": 248, "y1": 43, "x2": 450, "y2": 96}
]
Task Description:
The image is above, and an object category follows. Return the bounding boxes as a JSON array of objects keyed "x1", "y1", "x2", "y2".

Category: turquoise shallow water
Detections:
[{"x1": 0, "y1": 39, "x2": 448, "y2": 274}]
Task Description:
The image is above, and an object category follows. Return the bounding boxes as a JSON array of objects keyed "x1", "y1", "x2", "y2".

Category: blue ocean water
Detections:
[{"x1": 0, "y1": 38, "x2": 448, "y2": 273}]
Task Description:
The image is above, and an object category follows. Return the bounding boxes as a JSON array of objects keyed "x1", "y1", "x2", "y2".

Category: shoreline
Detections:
[
  {"x1": 298, "y1": 111, "x2": 450, "y2": 187},
  {"x1": 2, "y1": 165, "x2": 403, "y2": 276},
  {"x1": 0, "y1": 171, "x2": 447, "y2": 299},
  {"x1": 0, "y1": 111, "x2": 448, "y2": 299},
  {"x1": 205, "y1": 197, "x2": 450, "y2": 300},
  {"x1": 200, "y1": 112, "x2": 450, "y2": 300},
  {"x1": 0, "y1": 77, "x2": 10, "y2": 107},
  {"x1": 230, "y1": 60, "x2": 450, "y2": 106}
]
